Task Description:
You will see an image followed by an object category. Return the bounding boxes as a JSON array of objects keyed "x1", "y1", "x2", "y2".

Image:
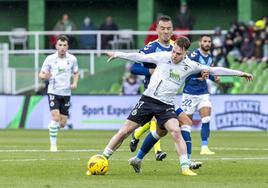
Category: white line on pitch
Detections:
[{"x1": 1, "y1": 157, "x2": 268, "y2": 163}]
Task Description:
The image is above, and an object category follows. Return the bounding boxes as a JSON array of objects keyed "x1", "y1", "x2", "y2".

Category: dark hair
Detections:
[
  {"x1": 157, "y1": 15, "x2": 172, "y2": 24},
  {"x1": 56, "y1": 35, "x2": 69, "y2": 43},
  {"x1": 200, "y1": 34, "x2": 212, "y2": 40},
  {"x1": 175, "y1": 36, "x2": 191, "y2": 50}
]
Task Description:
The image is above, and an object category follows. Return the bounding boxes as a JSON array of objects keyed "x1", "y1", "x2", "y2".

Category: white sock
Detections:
[
  {"x1": 102, "y1": 147, "x2": 114, "y2": 159},
  {"x1": 180, "y1": 154, "x2": 189, "y2": 171},
  {"x1": 201, "y1": 145, "x2": 208, "y2": 149},
  {"x1": 49, "y1": 120, "x2": 60, "y2": 146}
]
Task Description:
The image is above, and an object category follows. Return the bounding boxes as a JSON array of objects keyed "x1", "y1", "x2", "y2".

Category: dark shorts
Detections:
[
  {"x1": 48, "y1": 94, "x2": 70, "y2": 116},
  {"x1": 127, "y1": 95, "x2": 178, "y2": 129}
]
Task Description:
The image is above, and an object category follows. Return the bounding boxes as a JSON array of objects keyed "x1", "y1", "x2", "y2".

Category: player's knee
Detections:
[
  {"x1": 152, "y1": 131, "x2": 161, "y2": 140},
  {"x1": 201, "y1": 116, "x2": 211, "y2": 123},
  {"x1": 181, "y1": 125, "x2": 191, "y2": 133},
  {"x1": 169, "y1": 126, "x2": 182, "y2": 140},
  {"x1": 181, "y1": 118, "x2": 192, "y2": 127},
  {"x1": 155, "y1": 129, "x2": 167, "y2": 137},
  {"x1": 60, "y1": 120, "x2": 67, "y2": 128}
]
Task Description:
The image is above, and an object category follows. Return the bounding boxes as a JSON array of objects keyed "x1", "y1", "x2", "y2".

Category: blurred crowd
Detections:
[
  {"x1": 50, "y1": 13, "x2": 119, "y2": 49},
  {"x1": 211, "y1": 16, "x2": 268, "y2": 67}
]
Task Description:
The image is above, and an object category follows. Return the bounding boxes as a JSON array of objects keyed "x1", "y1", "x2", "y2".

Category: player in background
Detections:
[
  {"x1": 129, "y1": 15, "x2": 173, "y2": 161},
  {"x1": 102, "y1": 37, "x2": 253, "y2": 175},
  {"x1": 39, "y1": 35, "x2": 79, "y2": 152},
  {"x1": 180, "y1": 35, "x2": 218, "y2": 156}
]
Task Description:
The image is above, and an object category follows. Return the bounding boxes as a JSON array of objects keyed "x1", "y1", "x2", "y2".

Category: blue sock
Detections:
[
  {"x1": 136, "y1": 132, "x2": 158, "y2": 160},
  {"x1": 201, "y1": 122, "x2": 210, "y2": 146},
  {"x1": 181, "y1": 130, "x2": 192, "y2": 159}
]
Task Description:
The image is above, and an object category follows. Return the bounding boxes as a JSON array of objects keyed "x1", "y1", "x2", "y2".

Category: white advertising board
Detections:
[{"x1": 1, "y1": 95, "x2": 268, "y2": 131}]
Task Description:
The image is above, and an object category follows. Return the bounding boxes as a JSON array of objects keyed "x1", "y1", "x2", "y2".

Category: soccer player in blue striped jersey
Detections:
[
  {"x1": 129, "y1": 15, "x2": 173, "y2": 161},
  {"x1": 180, "y1": 35, "x2": 218, "y2": 158}
]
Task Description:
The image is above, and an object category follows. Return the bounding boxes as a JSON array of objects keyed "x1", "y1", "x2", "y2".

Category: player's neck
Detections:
[
  {"x1": 199, "y1": 48, "x2": 209, "y2": 56},
  {"x1": 158, "y1": 39, "x2": 169, "y2": 47},
  {"x1": 57, "y1": 53, "x2": 67, "y2": 58}
]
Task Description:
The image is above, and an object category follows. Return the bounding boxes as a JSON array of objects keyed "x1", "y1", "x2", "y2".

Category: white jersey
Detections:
[
  {"x1": 114, "y1": 51, "x2": 242, "y2": 105},
  {"x1": 41, "y1": 52, "x2": 78, "y2": 96}
]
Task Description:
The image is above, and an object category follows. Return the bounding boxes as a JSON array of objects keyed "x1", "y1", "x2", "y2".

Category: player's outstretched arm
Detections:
[
  {"x1": 239, "y1": 72, "x2": 253, "y2": 82},
  {"x1": 205, "y1": 66, "x2": 253, "y2": 82},
  {"x1": 106, "y1": 51, "x2": 161, "y2": 64}
]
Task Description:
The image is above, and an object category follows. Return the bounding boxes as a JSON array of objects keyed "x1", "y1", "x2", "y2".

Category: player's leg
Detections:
[
  {"x1": 198, "y1": 94, "x2": 214, "y2": 155},
  {"x1": 199, "y1": 107, "x2": 214, "y2": 155},
  {"x1": 104, "y1": 97, "x2": 153, "y2": 159},
  {"x1": 177, "y1": 109, "x2": 202, "y2": 170},
  {"x1": 59, "y1": 96, "x2": 70, "y2": 128},
  {"x1": 129, "y1": 125, "x2": 167, "y2": 173},
  {"x1": 177, "y1": 109, "x2": 193, "y2": 159},
  {"x1": 163, "y1": 118, "x2": 196, "y2": 176},
  {"x1": 103, "y1": 119, "x2": 140, "y2": 159},
  {"x1": 150, "y1": 119, "x2": 167, "y2": 161},
  {"x1": 47, "y1": 94, "x2": 60, "y2": 152},
  {"x1": 180, "y1": 94, "x2": 203, "y2": 169},
  {"x1": 129, "y1": 122, "x2": 150, "y2": 152}
]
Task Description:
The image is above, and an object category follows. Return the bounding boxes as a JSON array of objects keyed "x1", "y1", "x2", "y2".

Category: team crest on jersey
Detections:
[
  {"x1": 184, "y1": 66, "x2": 188, "y2": 70},
  {"x1": 131, "y1": 109, "x2": 137, "y2": 116},
  {"x1": 50, "y1": 101, "x2": 55, "y2": 107}
]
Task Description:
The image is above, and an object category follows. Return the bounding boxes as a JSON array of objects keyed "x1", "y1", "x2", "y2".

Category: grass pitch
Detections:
[{"x1": 0, "y1": 130, "x2": 268, "y2": 188}]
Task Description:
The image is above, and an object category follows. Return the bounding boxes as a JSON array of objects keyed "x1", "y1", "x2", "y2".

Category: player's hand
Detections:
[
  {"x1": 240, "y1": 72, "x2": 253, "y2": 81},
  {"x1": 149, "y1": 68, "x2": 155, "y2": 75},
  {"x1": 41, "y1": 72, "x2": 52, "y2": 80},
  {"x1": 201, "y1": 69, "x2": 209, "y2": 80},
  {"x1": 71, "y1": 83, "x2": 77, "y2": 89},
  {"x1": 106, "y1": 52, "x2": 116, "y2": 63}
]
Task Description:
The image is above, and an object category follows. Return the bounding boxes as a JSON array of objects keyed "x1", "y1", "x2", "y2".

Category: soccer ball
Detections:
[{"x1": 87, "y1": 154, "x2": 109, "y2": 175}]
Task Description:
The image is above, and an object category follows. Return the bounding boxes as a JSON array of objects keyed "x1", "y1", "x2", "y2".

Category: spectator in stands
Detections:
[
  {"x1": 121, "y1": 73, "x2": 141, "y2": 95},
  {"x1": 99, "y1": 16, "x2": 119, "y2": 49},
  {"x1": 240, "y1": 36, "x2": 254, "y2": 62},
  {"x1": 212, "y1": 38, "x2": 226, "y2": 67},
  {"x1": 252, "y1": 37, "x2": 263, "y2": 62},
  {"x1": 262, "y1": 37, "x2": 268, "y2": 62},
  {"x1": 174, "y1": 1, "x2": 195, "y2": 39},
  {"x1": 79, "y1": 17, "x2": 97, "y2": 49},
  {"x1": 52, "y1": 13, "x2": 77, "y2": 49},
  {"x1": 213, "y1": 27, "x2": 225, "y2": 45},
  {"x1": 224, "y1": 32, "x2": 234, "y2": 55}
]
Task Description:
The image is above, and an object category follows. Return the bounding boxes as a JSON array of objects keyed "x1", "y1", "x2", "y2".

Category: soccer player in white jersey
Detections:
[
  {"x1": 39, "y1": 35, "x2": 79, "y2": 152},
  {"x1": 99, "y1": 37, "x2": 252, "y2": 176}
]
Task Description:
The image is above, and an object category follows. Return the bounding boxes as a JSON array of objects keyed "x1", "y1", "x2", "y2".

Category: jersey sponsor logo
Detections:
[{"x1": 169, "y1": 69, "x2": 180, "y2": 81}]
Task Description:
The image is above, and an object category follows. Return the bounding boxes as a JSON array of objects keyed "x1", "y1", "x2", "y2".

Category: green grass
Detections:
[{"x1": 0, "y1": 130, "x2": 268, "y2": 188}]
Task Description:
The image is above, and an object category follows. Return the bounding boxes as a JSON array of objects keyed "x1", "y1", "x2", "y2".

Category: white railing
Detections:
[{"x1": 0, "y1": 30, "x2": 226, "y2": 94}]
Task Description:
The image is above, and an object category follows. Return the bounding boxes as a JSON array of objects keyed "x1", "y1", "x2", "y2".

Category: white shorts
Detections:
[{"x1": 181, "y1": 93, "x2": 212, "y2": 115}]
